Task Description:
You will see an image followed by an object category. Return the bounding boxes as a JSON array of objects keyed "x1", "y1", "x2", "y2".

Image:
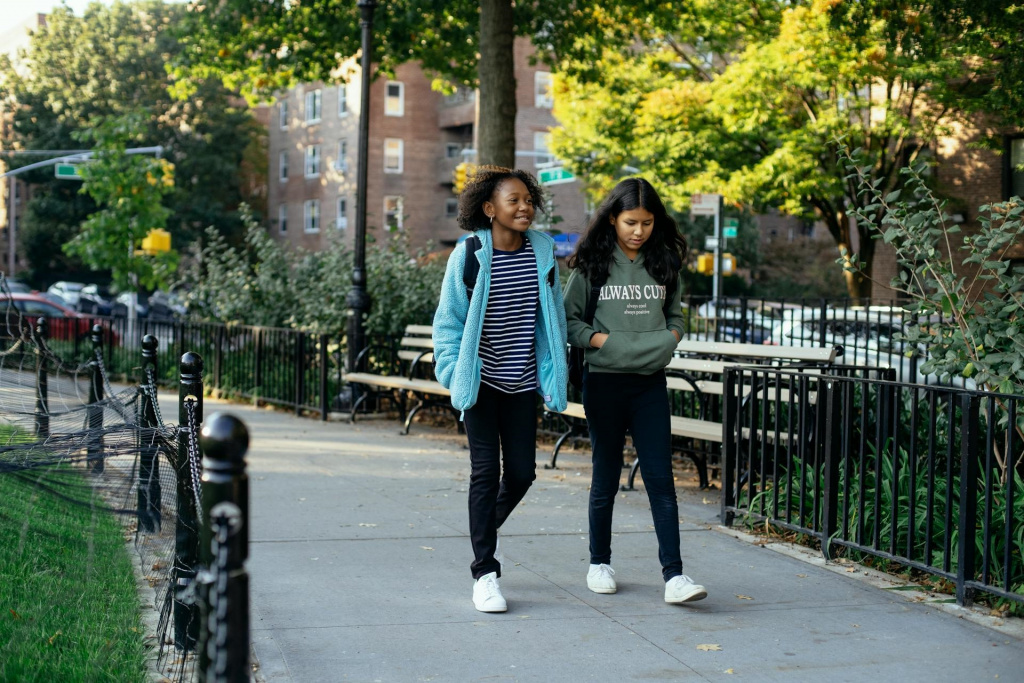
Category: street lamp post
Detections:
[{"x1": 346, "y1": 0, "x2": 376, "y2": 376}]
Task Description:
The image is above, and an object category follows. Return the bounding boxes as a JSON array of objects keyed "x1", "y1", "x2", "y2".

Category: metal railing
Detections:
[{"x1": 720, "y1": 365, "x2": 1024, "y2": 608}]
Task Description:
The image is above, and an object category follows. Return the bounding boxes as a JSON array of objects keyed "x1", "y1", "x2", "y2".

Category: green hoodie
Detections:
[{"x1": 564, "y1": 246, "x2": 685, "y2": 375}]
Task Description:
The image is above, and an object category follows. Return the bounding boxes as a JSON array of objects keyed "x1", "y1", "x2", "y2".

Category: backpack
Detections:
[{"x1": 463, "y1": 235, "x2": 554, "y2": 297}]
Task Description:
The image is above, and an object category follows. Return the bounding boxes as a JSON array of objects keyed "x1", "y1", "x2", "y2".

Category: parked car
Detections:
[
  {"x1": 4, "y1": 279, "x2": 32, "y2": 294},
  {"x1": 47, "y1": 281, "x2": 86, "y2": 308},
  {"x1": 0, "y1": 292, "x2": 119, "y2": 345},
  {"x1": 38, "y1": 291, "x2": 69, "y2": 308},
  {"x1": 77, "y1": 284, "x2": 114, "y2": 315},
  {"x1": 112, "y1": 291, "x2": 150, "y2": 319},
  {"x1": 148, "y1": 289, "x2": 187, "y2": 321}
]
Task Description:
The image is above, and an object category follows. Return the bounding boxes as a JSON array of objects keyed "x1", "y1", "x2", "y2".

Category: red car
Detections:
[{"x1": 0, "y1": 292, "x2": 119, "y2": 346}]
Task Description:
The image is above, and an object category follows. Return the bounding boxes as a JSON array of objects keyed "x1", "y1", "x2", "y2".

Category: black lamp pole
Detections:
[{"x1": 347, "y1": 0, "x2": 376, "y2": 373}]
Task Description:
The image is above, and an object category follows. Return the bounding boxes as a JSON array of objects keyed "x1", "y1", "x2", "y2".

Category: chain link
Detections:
[
  {"x1": 143, "y1": 366, "x2": 166, "y2": 429},
  {"x1": 206, "y1": 503, "x2": 242, "y2": 683},
  {"x1": 184, "y1": 397, "x2": 203, "y2": 520}
]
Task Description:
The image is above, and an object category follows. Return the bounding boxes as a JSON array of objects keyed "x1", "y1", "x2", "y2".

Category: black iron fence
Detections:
[{"x1": 720, "y1": 365, "x2": 1024, "y2": 608}]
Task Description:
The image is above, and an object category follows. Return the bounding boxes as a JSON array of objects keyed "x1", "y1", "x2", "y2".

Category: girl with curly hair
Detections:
[
  {"x1": 564, "y1": 177, "x2": 707, "y2": 605},
  {"x1": 432, "y1": 166, "x2": 568, "y2": 613}
]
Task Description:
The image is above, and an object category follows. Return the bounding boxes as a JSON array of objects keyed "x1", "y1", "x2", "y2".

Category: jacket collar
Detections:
[{"x1": 612, "y1": 243, "x2": 645, "y2": 266}]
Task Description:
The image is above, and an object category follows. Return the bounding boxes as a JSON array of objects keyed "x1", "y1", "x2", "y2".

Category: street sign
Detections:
[
  {"x1": 704, "y1": 236, "x2": 719, "y2": 251},
  {"x1": 690, "y1": 193, "x2": 720, "y2": 216},
  {"x1": 723, "y1": 224, "x2": 738, "y2": 239},
  {"x1": 54, "y1": 163, "x2": 83, "y2": 180},
  {"x1": 538, "y1": 166, "x2": 576, "y2": 185}
]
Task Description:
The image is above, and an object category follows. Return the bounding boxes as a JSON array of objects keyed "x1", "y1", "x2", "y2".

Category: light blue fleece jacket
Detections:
[{"x1": 432, "y1": 228, "x2": 569, "y2": 414}]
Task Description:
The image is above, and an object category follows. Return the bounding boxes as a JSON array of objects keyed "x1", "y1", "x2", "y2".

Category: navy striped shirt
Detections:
[{"x1": 480, "y1": 239, "x2": 539, "y2": 393}]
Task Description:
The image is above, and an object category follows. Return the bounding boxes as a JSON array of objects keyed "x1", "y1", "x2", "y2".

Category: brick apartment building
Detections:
[{"x1": 266, "y1": 37, "x2": 589, "y2": 253}]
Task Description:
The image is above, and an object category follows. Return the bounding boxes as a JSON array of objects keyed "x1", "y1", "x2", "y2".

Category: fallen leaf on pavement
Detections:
[
  {"x1": 724, "y1": 669, "x2": 735, "y2": 675},
  {"x1": 696, "y1": 644, "x2": 722, "y2": 652},
  {"x1": 796, "y1": 574, "x2": 808, "y2": 578},
  {"x1": 735, "y1": 594, "x2": 754, "y2": 600},
  {"x1": 358, "y1": 523, "x2": 377, "y2": 527},
  {"x1": 421, "y1": 546, "x2": 434, "y2": 551}
]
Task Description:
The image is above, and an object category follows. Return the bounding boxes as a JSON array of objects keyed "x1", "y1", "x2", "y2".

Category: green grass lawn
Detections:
[{"x1": 0, "y1": 466, "x2": 149, "y2": 682}]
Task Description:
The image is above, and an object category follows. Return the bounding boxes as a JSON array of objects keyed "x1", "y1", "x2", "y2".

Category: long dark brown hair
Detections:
[{"x1": 568, "y1": 177, "x2": 687, "y2": 288}]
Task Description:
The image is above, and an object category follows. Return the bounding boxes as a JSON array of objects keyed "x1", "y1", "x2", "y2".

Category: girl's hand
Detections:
[
  {"x1": 671, "y1": 330, "x2": 680, "y2": 343},
  {"x1": 590, "y1": 332, "x2": 609, "y2": 349}
]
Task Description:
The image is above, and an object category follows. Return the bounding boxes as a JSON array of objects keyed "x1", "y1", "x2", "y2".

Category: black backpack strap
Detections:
[{"x1": 463, "y1": 235, "x2": 481, "y2": 298}]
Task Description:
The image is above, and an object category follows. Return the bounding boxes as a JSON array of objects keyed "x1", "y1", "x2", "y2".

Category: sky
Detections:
[{"x1": 0, "y1": 1, "x2": 186, "y2": 37}]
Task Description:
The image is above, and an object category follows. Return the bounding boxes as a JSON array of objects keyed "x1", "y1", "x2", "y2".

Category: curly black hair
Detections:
[
  {"x1": 567, "y1": 177, "x2": 688, "y2": 290},
  {"x1": 457, "y1": 166, "x2": 546, "y2": 231}
]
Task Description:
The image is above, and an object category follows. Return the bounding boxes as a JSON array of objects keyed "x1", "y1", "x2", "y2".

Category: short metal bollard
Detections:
[
  {"x1": 137, "y1": 334, "x2": 162, "y2": 532},
  {"x1": 86, "y1": 323, "x2": 104, "y2": 474},
  {"x1": 174, "y1": 351, "x2": 204, "y2": 650},
  {"x1": 197, "y1": 412, "x2": 251, "y2": 683},
  {"x1": 34, "y1": 318, "x2": 49, "y2": 439}
]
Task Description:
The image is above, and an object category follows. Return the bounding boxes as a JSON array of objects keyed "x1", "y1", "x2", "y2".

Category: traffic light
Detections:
[
  {"x1": 140, "y1": 228, "x2": 171, "y2": 255},
  {"x1": 453, "y1": 162, "x2": 477, "y2": 195},
  {"x1": 722, "y1": 253, "x2": 736, "y2": 276},
  {"x1": 696, "y1": 253, "x2": 714, "y2": 275}
]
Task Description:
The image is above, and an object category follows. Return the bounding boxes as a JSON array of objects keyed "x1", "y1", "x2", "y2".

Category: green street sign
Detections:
[
  {"x1": 723, "y1": 218, "x2": 738, "y2": 239},
  {"x1": 723, "y1": 226, "x2": 738, "y2": 239},
  {"x1": 54, "y1": 163, "x2": 83, "y2": 180},
  {"x1": 538, "y1": 166, "x2": 575, "y2": 185}
]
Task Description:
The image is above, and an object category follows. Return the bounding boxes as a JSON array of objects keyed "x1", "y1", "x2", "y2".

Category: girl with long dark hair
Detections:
[{"x1": 564, "y1": 177, "x2": 706, "y2": 604}]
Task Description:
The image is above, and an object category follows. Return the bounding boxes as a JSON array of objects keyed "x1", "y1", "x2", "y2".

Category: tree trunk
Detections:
[
  {"x1": 835, "y1": 209, "x2": 873, "y2": 299},
  {"x1": 477, "y1": 0, "x2": 516, "y2": 167}
]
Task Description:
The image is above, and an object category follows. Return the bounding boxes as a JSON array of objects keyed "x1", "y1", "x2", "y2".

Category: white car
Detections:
[{"x1": 46, "y1": 281, "x2": 85, "y2": 308}]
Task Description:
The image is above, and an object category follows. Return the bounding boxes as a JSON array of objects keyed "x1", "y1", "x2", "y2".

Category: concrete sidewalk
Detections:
[{"x1": 181, "y1": 396, "x2": 1024, "y2": 682}]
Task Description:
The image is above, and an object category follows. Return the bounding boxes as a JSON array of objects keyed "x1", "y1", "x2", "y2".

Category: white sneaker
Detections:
[
  {"x1": 664, "y1": 575, "x2": 707, "y2": 604},
  {"x1": 587, "y1": 564, "x2": 617, "y2": 594},
  {"x1": 473, "y1": 572, "x2": 507, "y2": 613}
]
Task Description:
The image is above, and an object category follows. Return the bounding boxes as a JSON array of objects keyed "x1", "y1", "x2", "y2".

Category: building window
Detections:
[
  {"x1": 534, "y1": 131, "x2": 553, "y2": 166},
  {"x1": 336, "y1": 197, "x2": 348, "y2": 230},
  {"x1": 305, "y1": 145, "x2": 321, "y2": 178},
  {"x1": 304, "y1": 200, "x2": 320, "y2": 233},
  {"x1": 279, "y1": 151, "x2": 289, "y2": 181},
  {"x1": 384, "y1": 138, "x2": 404, "y2": 173},
  {"x1": 338, "y1": 84, "x2": 348, "y2": 116},
  {"x1": 279, "y1": 100, "x2": 288, "y2": 129},
  {"x1": 445, "y1": 143, "x2": 463, "y2": 159},
  {"x1": 534, "y1": 71, "x2": 554, "y2": 109},
  {"x1": 334, "y1": 139, "x2": 348, "y2": 173},
  {"x1": 305, "y1": 89, "x2": 322, "y2": 123},
  {"x1": 385, "y1": 81, "x2": 404, "y2": 117},
  {"x1": 445, "y1": 198, "x2": 459, "y2": 218},
  {"x1": 1009, "y1": 137, "x2": 1024, "y2": 200},
  {"x1": 384, "y1": 196, "x2": 403, "y2": 231},
  {"x1": 278, "y1": 204, "x2": 288, "y2": 234}
]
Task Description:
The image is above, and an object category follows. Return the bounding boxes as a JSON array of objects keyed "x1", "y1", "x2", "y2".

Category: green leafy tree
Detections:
[
  {"x1": 68, "y1": 116, "x2": 178, "y2": 293},
  {"x1": 546, "y1": 0, "x2": 1017, "y2": 298},
  {"x1": 0, "y1": 1, "x2": 259, "y2": 286}
]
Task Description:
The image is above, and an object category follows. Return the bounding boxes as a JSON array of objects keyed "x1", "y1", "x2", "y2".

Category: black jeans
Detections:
[
  {"x1": 464, "y1": 383, "x2": 538, "y2": 579},
  {"x1": 583, "y1": 369, "x2": 683, "y2": 582}
]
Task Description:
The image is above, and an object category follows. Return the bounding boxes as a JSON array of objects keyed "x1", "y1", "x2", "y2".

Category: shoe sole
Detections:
[
  {"x1": 475, "y1": 604, "x2": 508, "y2": 613},
  {"x1": 588, "y1": 585, "x2": 617, "y2": 594},
  {"x1": 665, "y1": 589, "x2": 708, "y2": 604}
]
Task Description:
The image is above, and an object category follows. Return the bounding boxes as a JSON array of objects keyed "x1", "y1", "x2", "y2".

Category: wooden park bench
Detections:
[
  {"x1": 544, "y1": 339, "x2": 842, "y2": 490},
  {"x1": 344, "y1": 325, "x2": 460, "y2": 434}
]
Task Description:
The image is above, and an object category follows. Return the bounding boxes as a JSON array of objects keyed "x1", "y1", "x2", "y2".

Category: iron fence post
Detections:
[
  {"x1": 818, "y1": 298, "x2": 828, "y2": 348},
  {"x1": 175, "y1": 351, "x2": 204, "y2": 651},
  {"x1": 295, "y1": 331, "x2": 306, "y2": 416},
  {"x1": 198, "y1": 412, "x2": 250, "y2": 683},
  {"x1": 319, "y1": 334, "x2": 329, "y2": 421},
  {"x1": 138, "y1": 334, "x2": 161, "y2": 532},
  {"x1": 720, "y1": 368, "x2": 737, "y2": 526},
  {"x1": 34, "y1": 318, "x2": 48, "y2": 439},
  {"x1": 739, "y1": 297, "x2": 749, "y2": 343},
  {"x1": 254, "y1": 328, "x2": 263, "y2": 406},
  {"x1": 215, "y1": 325, "x2": 225, "y2": 392},
  {"x1": 86, "y1": 323, "x2": 104, "y2": 474},
  {"x1": 820, "y1": 379, "x2": 843, "y2": 559},
  {"x1": 956, "y1": 394, "x2": 980, "y2": 606}
]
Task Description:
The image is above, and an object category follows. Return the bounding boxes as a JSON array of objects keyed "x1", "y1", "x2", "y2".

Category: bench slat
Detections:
[
  {"x1": 399, "y1": 337, "x2": 435, "y2": 349},
  {"x1": 676, "y1": 339, "x2": 837, "y2": 364},
  {"x1": 405, "y1": 324, "x2": 434, "y2": 335},
  {"x1": 345, "y1": 373, "x2": 450, "y2": 396}
]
